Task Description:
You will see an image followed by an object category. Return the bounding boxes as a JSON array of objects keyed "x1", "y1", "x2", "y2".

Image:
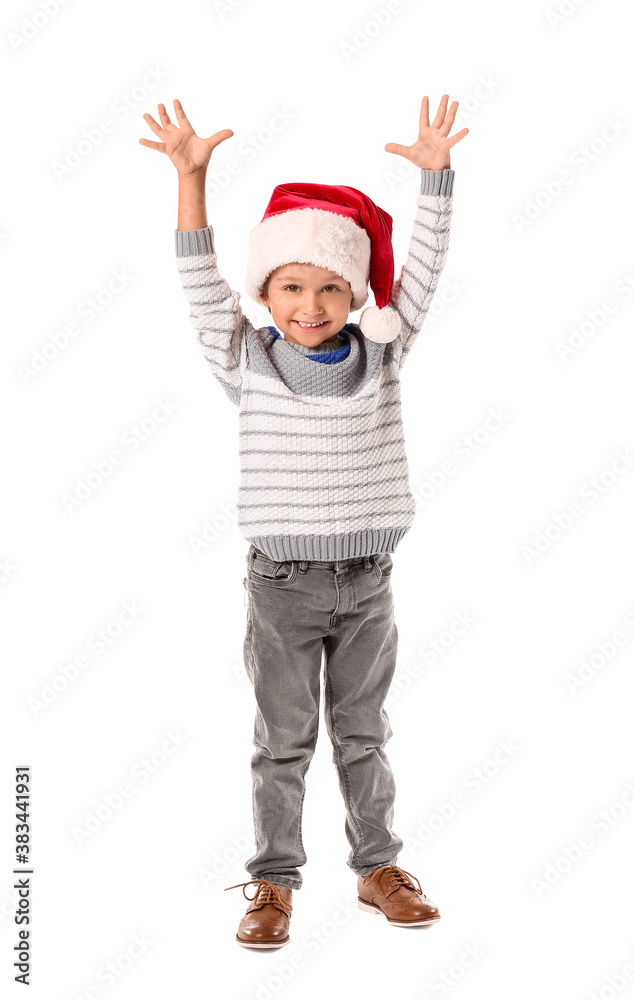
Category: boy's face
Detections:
[{"x1": 260, "y1": 262, "x2": 353, "y2": 346}]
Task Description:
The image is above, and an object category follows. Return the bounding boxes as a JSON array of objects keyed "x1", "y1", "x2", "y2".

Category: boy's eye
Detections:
[{"x1": 283, "y1": 284, "x2": 340, "y2": 292}]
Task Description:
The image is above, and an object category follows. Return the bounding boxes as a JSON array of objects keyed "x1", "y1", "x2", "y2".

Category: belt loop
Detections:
[
  {"x1": 363, "y1": 555, "x2": 372, "y2": 572},
  {"x1": 298, "y1": 560, "x2": 308, "y2": 574}
]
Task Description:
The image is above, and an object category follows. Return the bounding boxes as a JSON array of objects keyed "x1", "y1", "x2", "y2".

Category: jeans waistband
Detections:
[{"x1": 250, "y1": 544, "x2": 379, "y2": 573}]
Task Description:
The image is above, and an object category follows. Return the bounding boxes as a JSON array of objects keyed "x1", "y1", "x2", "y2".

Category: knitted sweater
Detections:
[{"x1": 175, "y1": 168, "x2": 455, "y2": 561}]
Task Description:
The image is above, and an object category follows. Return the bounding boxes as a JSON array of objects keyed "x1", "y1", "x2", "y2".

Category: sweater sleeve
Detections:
[
  {"x1": 175, "y1": 225, "x2": 251, "y2": 407},
  {"x1": 387, "y1": 168, "x2": 454, "y2": 369}
]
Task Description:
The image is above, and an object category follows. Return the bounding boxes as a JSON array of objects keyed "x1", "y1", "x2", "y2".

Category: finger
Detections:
[
  {"x1": 447, "y1": 128, "x2": 469, "y2": 147},
  {"x1": 157, "y1": 102, "x2": 173, "y2": 128},
  {"x1": 431, "y1": 93, "x2": 449, "y2": 130},
  {"x1": 418, "y1": 95, "x2": 429, "y2": 133},
  {"x1": 438, "y1": 100, "x2": 459, "y2": 137},
  {"x1": 207, "y1": 128, "x2": 234, "y2": 149},
  {"x1": 385, "y1": 142, "x2": 411, "y2": 159},
  {"x1": 142, "y1": 112, "x2": 165, "y2": 138},
  {"x1": 138, "y1": 137, "x2": 167, "y2": 153},
  {"x1": 173, "y1": 99, "x2": 191, "y2": 128}
]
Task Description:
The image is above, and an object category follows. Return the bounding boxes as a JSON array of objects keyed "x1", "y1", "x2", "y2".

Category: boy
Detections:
[{"x1": 140, "y1": 94, "x2": 467, "y2": 949}]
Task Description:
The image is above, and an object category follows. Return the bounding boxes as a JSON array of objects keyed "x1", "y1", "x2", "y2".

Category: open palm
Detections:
[
  {"x1": 139, "y1": 99, "x2": 233, "y2": 175},
  {"x1": 385, "y1": 95, "x2": 468, "y2": 171}
]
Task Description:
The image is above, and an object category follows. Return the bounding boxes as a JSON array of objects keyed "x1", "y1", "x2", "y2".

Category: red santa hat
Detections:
[{"x1": 245, "y1": 181, "x2": 401, "y2": 343}]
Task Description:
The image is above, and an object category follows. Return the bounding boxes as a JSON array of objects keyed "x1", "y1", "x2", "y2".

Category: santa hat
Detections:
[{"x1": 245, "y1": 181, "x2": 401, "y2": 343}]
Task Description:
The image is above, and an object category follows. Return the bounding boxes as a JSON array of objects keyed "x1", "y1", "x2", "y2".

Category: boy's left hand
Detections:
[{"x1": 385, "y1": 94, "x2": 468, "y2": 171}]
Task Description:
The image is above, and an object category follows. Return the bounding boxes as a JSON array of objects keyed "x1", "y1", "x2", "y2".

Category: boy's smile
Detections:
[{"x1": 260, "y1": 262, "x2": 353, "y2": 346}]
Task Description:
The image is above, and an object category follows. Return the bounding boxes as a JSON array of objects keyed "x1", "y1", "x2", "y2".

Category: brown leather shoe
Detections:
[
  {"x1": 357, "y1": 865, "x2": 441, "y2": 927},
  {"x1": 224, "y1": 879, "x2": 293, "y2": 949}
]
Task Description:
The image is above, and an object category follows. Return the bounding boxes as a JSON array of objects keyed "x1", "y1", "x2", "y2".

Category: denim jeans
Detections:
[{"x1": 242, "y1": 542, "x2": 404, "y2": 890}]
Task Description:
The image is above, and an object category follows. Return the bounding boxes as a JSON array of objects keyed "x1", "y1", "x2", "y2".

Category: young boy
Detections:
[{"x1": 140, "y1": 94, "x2": 467, "y2": 950}]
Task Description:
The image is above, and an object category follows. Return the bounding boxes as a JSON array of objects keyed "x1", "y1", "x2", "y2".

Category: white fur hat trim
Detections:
[{"x1": 245, "y1": 207, "x2": 371, "y2": 311}]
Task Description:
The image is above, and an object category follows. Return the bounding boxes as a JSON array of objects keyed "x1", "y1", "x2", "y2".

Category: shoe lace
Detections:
[
  {"x1": 223, "y1": 879, "x2": 293, "y2": 916},
  {"x1": 362, "y1": 865, "x2": 426, "y2": 897}
]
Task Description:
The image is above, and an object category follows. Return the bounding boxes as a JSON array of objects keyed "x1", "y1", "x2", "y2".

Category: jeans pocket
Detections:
[
  {"x1": 249, "y1": 551, "x2": 298, "y2": 588},
  {"x1": 374, "y1": 552, "x2": 393, "y2": 581},
  {"x1": 243, "y1": 600, "x2": 254, "y2": 684}
]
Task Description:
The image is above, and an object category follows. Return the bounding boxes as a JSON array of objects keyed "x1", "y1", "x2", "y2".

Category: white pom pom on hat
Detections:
[
  {"x1": 245, "y1": 180, "x2": 401, "y2": 343},
  {"x1": 358, "y1": 303, "x2": 402, "y2": 343}
]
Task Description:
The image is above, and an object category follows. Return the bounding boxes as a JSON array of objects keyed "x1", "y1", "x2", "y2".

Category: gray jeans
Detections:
[{"x1": 242, "y1": 542, "x2": 404, "y2": 890}]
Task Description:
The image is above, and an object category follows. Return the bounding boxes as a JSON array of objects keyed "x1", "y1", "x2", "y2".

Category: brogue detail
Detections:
[
  {"x1": 225, "y1": 879, "x2": 293, "y2": 948},
  {"x1": 357, "y1": 865, "x2": 441, "y2": 927}
]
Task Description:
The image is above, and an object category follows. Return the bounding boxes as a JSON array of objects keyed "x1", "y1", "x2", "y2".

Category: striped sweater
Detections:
[{"x1": 175, "y1": 167, "x2": 455, "y2": 561}]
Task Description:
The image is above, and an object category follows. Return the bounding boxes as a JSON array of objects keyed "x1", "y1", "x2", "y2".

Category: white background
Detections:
[{"x1": 2, "y1": 0, "x2": 634, "y2": 996}]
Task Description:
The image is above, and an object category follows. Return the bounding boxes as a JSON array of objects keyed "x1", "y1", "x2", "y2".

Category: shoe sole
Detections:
[
  {"x1": 358, "y1": 898, "x2": 441, "y2": 927},
  {"x1": 236, "y1": 934, "x2": 290, "y2": 949}
]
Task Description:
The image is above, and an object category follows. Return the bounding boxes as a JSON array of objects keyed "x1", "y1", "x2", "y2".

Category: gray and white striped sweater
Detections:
[{"x1": 175, "y1": 168, "x2": 455, "y2": 561}]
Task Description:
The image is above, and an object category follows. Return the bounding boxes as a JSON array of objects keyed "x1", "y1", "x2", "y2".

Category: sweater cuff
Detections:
[
  {"x1": 175, "y1": 226, "x2": 215, "y2": 257},
  {"x1": 420, "y1": 168, "x2": 454, "y2": 197}
]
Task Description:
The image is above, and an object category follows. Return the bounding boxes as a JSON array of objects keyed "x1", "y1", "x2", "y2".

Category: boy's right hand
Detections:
[{"x1": 139, "y1": 99, "x2": 233, "y2": 176}]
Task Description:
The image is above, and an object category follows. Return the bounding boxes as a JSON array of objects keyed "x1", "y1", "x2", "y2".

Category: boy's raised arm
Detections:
[
  {"x1": 175, "y1": 168, "x2": 249, "y2": 408},
  {"x1": 388, "y1": 168, "x2": 454, "y2": 369},
  {"x1": 140, "y1": 100, "x2": 254, "y2": 407},
  {"x1": 383, "y1": 94, "x2": 467, "y2": 369}
]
